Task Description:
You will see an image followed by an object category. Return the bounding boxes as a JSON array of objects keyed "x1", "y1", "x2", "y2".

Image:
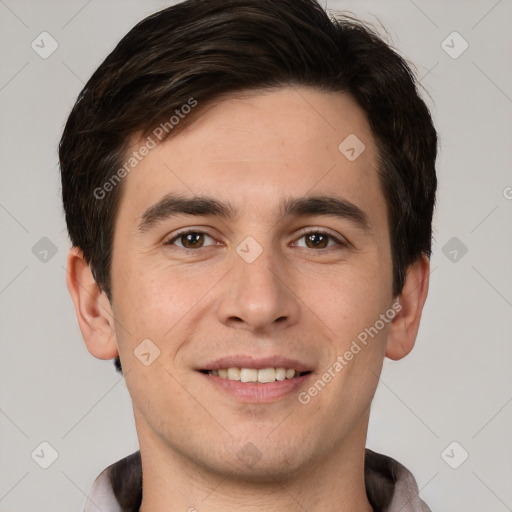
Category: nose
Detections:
[{"x1": 215, "y1": 242, "x2": 300, "y2": 334}]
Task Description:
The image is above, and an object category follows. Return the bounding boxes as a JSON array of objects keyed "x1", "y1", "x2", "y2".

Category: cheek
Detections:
[
  {"x1": 112, "y1": 257, "x2": 221, "y2": 366},
  {"x1": 314, "y1": 262, "x2": 391, "y2": 337},
  {"x1": 317, "y1": 297, "x2": 391, "y2": 416},
  {"x1": 328, "y1": 267, "x2": 392, "y2": 396},
  {"x1": 119, "y1": 279, "x2": 180, "y2": 343},
  {"x1": 110, "y1": 259, "x2": 174, "y2": 358}
]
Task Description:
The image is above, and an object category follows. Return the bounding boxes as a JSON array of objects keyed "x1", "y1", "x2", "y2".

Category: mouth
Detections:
[
  {"x1": 199, "y1": 367, "x2": 312, "y2": 383},
  {"x1": 196, "y1": 355, "x2": 315, "y2": 402}
]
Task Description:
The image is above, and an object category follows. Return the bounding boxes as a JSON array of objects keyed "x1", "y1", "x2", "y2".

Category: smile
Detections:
[{"x1": 201, "y1": 367, "x2": 311, "y2": 383}]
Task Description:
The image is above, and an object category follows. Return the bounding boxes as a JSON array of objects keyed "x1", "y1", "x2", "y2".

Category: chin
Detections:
[
  {"x1": 196, "y1": 439, "x2": 313, "y2": 484},
  {"x1": 211, "y1": 455, "x2": 308, "y2": 484}
]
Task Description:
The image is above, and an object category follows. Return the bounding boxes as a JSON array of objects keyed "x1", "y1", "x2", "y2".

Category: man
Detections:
[{"x1": 60, "y1": 0, "x2": 437, "y2": 510}]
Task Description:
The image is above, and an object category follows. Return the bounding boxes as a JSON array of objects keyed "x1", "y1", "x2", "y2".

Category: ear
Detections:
[
  {"x1": 65, "y1": 247, "x2": 119, "y2": 360},
  {"x1": 385, "y1": 253, "x2": 430, "y2": 361}
]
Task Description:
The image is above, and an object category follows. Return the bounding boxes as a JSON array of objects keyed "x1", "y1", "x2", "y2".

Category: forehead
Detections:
[{"x1": 116, "y1": 86, "x2": 385, "y2": 230}]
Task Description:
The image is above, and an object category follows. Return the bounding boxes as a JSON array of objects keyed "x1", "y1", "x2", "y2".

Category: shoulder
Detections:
[
  {"x1": 84, "y1": 451, "x2": 142, "y2": 512},
  {"x1": 365, "y1": 448, "x2": 432, "y2": 512}
]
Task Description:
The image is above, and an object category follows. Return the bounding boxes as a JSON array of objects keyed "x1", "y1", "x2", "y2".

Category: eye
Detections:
[
  {"x1": 164, "y1": 228, "x2": 348, "y2": 251},
  {"x1": 293, "y1": 229, "x2": 347, "y2": 250},
  {"x1": 165, "y1": 230, "x2": 217, "y2": 249}
]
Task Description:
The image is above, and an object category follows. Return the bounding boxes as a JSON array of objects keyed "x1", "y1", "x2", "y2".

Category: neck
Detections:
[{"x1": 136, "y1": 410, "x2": 373, "y2": 512}]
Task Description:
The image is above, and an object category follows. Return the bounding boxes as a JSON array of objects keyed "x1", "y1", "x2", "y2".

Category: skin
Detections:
[{"x1": 67, "y1": 86, "x2": 429, "y2": 512}]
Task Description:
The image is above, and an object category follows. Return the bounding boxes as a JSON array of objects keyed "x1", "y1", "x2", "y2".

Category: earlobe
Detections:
[
  {"x1": 65, "y1": 247, "x2": 119, "y2": 360},
  {"x1": 385, "y1": 254, "x2": 430, "y2": 361}
]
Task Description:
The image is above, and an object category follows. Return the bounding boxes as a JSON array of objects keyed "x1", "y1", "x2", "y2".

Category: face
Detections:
[{"x1": 110, "y1": 87, "x2": 395, "y2": 480}]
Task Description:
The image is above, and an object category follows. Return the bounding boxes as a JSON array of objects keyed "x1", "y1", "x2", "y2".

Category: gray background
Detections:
[{"x1": 1, "y1": 0, "x2": 511, "y2": 510}]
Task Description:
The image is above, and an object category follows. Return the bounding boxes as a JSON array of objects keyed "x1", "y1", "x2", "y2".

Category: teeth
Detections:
[
  {"x1": 208, "y1": 367, "x2": 303, "y2": 383},
  {"x1": 285, "y1": 369, "x2": 296, "y2": 379},
  {"x1": 275, "y1": 368, "x2": 286, "y2": 381},
  {"x1": 258, "y1": 368, "x2": 275, "y2": 383},
  {"x1": 240, "y1": 368, "x2": 258, "y2": 382},
  {"x1": 227, "y1": 367, "x2": 241, "y2": 380}
]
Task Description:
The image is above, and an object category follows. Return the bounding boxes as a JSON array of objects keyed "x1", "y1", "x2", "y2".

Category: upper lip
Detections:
[{"x1": 197, "y1": 355, "x2": 314, "y2": 373}]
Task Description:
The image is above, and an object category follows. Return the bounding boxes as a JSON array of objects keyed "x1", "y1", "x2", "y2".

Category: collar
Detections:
[{"x1": 84, "y1": 448, "x2": 432, "y2": 512}]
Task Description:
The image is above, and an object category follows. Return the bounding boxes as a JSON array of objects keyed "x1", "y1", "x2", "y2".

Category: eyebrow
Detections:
[{"x1": 136, "y1": 193, "x2": 370, "y2": 233}]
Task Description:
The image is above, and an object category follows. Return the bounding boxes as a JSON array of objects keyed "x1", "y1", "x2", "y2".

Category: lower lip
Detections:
[{"x1": 198, "y1": 372, "x2": 312, "y2": 403}]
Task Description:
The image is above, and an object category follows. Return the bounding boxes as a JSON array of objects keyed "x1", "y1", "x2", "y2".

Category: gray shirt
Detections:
[{"x1": 84, "y1": 448, "x2": 432, "y2": 512}]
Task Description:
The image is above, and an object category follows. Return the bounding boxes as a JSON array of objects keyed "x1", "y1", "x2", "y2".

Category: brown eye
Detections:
[
  {"x1": 294, "y1": 230, "x2": 345, "y2": 250},
  {"x1": 180, "y1": 232, "x2": 204, "y2": 248},
  {"x1": 304, "y1": 232, "x2": 329, "y2": 249},
  {"x1": 166, "y1": 231, "x2": 215, "y2": 249}
]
